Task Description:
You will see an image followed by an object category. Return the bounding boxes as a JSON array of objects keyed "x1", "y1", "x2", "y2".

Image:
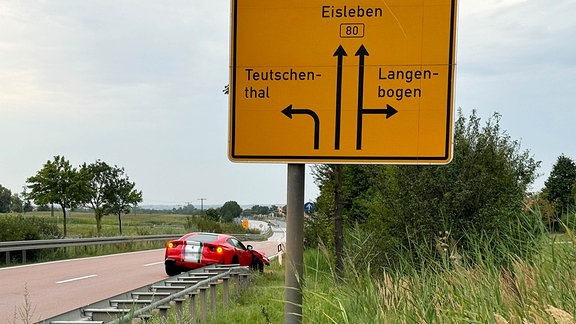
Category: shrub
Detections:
[
  {"x1": 312, "y1": 110, "x2": 543, "y2": 271},
  {"x1": 0, "y1": 215, "x2": 61, "y2": 241}
]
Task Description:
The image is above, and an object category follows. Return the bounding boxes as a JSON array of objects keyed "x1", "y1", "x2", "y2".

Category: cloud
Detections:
[{"x1": 1, "y1": 0, "x2": 574, "y2": 204}]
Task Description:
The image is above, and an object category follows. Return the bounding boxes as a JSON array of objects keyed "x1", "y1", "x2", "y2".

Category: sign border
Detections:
[{"x1": 229, "y1": 0, "x2": 458, "y2": 164}]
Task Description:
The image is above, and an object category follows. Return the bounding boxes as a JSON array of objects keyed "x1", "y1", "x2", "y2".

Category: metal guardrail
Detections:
[
  {"x1": 0, "y1": 234, "x2": 179, "y2": 265},
  {"x1": 0, "y1": 235, "x2": 178, "y2": 252},
  {"x1": 0, "y1": 229, "x2": 272, "y2": 265},
  {"x1": 39, "y1": 264, "x2": 253, "y2": 323},
  {"x1": 0, "y1": 235, "x2": 179, "y2": 265},
  {"x1": 113, "y1": 265, "x2": 252, "y2": 324}
]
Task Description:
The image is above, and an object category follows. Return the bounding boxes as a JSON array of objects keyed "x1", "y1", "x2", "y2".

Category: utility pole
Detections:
[
  {"x1": 22, "y1": 186, "x2": 27, "y2": 214},
  {"x1": 198, "y1": 198, "x2": 207, "y2": 213}
]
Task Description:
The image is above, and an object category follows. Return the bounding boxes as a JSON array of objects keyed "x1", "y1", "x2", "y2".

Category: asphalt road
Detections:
[
  {"x1": 1, "y1": 249, "x2": 167, "y2": 322},
  {"x1": 0, "y1": 220, "x2": 286, "y2": 322}
]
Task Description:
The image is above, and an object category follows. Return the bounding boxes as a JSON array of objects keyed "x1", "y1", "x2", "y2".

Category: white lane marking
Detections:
[
  {"x1": 56, "y1": 274, "x2": 97, "y2": 284},
  {"x1": 144, "y1": 261, "x2": 164, "y2": 267},
  {"x1": 0, "y1": 248, "x2": 165, "y2": 272}
]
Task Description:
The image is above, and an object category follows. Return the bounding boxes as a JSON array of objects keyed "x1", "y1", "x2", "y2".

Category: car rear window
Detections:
[{"x1": 186, "y1": 233, "x2": 219, "y2": 243}]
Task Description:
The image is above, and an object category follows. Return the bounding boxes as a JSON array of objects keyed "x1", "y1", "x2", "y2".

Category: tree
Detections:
[
  {"x1": 102, "y1": 171, "x2": 142, "y2": 235},
  {"x1": 20, "y1": 187, "x2": 33, "y2": 213},
  {"x1": 82, "y1": 160, "x2": 122, "y2": 235},
  {"x1": 312, "y1": 109, "x2": 542, "y2": 271},
  {"x1": 26, "y1": 156, "x2": 92, "y2": 237},
  {"x1": 10, "y1": 194, "x2": 23, "y2": 213},
  {"x1": 205, "y1": 208, "x2": 220, "y2": 222},
  {"x1": 0, "y1": 185, "x2": 11, "y2": 213},
  {"x1": 250, "y1": 205, "x2": 271, "y2": 216},
  {"x1": 544, "y1": 155, "x2": 576, "y2": 218},
  {"x1": 23, "y1": 200, "x2": 33, "y2": 212},
  {"x1": 176, "y1": 204, "x2": 197, "y2": 215},
  {"x1": 270, "y1": 205, "x2": 280, "y2": 216},
  {"x1": 220, "y1": 201, "x2": 242, "y2": 223},
  {"x1": 311, "y1": 164, "x2": 371, "y2": 280}
]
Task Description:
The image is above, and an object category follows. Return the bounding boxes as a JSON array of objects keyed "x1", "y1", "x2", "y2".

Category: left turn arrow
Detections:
[{"x1": 282, "y1": 105, "x2": 320, "y2": 150}]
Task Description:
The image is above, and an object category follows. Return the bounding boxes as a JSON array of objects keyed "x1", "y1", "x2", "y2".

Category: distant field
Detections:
[
  {"x1": 7, "y1": 210, "x2": 260, "y2": 238},
  {"x1": 10, "y1": 211, "x2": 191, "y2": 238}
]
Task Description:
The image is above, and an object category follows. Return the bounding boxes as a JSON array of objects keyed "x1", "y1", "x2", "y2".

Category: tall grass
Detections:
[
  {"x1": 302, "y1": 235, "x2": 575, "y2": 323},
  {"x1": 12, "y1": 207, "x2": 570, "y2": 323}
]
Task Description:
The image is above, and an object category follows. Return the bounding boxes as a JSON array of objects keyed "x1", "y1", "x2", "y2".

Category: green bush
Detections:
[
  {"x1": 0, "y1": 214, "x2": 62, "y2": 264},
  {"x1": 312, "y1": 110, "x2": 543, "y2": 271},
  {"x1": 0, "y1": 215, "x2": 61, "y2": 241}
]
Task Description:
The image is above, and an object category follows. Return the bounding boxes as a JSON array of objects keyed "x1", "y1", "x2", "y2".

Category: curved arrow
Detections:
[
  {"x1": 333, "y1": 45, "x2": 347, "y2": 150},
  {"x1": 281, "y1": 105, "x2": 320, "y2": 150}
]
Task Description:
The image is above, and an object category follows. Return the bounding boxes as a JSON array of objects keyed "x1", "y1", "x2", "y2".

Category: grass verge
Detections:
[{"x1": 153, "y1": 236, "x2": 575, "y2": 323}]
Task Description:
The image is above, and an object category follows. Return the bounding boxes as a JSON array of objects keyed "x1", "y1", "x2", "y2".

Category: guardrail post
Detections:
[
  {"x1": 22, "y1": 250, "x2": 26, "y2": 264},
  {"x1": 210, "y1": 283, "x2": 217, "y2": 313},
  {"x1": 175, "y1": 298, "x2": 185, "y2": 323},
  {"x1": 222, "y1": 277, "x2": 230, "y2": 308},
  {"x1": 199, "y1": 286, "x2": 207, "y2": 323},
  {"x1": 5, "y1": 251, "x2": 9, "y2": 265},
  {"x1": 158, "y1": 305, "x2": 170, "y2": 323},
  {"x1": 188, "y1": 291, "x2": 198, "y2": 324},
  {"x1": 241, "y1": 273, "x2": 250, "y2": 287}
]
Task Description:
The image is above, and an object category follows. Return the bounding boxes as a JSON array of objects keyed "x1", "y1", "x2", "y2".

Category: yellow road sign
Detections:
[{"x1": 229, "y1": 0, "x2": 458, "y2": 163}]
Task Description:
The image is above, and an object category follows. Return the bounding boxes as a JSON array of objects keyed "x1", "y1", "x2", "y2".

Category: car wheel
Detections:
[
  {"x1": 165, "y1": 264, "x2": 181, "y2": 276},
  {"x1": 231, "y1": 255, "x2": 239, "y2": 265},
  {"x1": 251, "y1": 257, "x2": 264, "y2": 272}
]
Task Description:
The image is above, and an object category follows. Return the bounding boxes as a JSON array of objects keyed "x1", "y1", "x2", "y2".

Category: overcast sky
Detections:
[{"x1": 1, "y1": 0, "x2": 574, "y2": 207}]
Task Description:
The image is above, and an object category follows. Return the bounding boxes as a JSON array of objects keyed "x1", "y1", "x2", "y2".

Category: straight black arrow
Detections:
[
  {"x1": 333, "y1": 45, "x2": 347, "y2": 150},
  {"x1": 281, "y1": 104, "x2": 320, "y2": 150},
  {"x1": 355, "y1": 45, "x2": 369, "y2": 150}
]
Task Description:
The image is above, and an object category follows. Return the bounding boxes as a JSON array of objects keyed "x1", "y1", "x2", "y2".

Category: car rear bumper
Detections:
[{"x1": 165, "y1": 258, "x2": 204, "y2": 270}]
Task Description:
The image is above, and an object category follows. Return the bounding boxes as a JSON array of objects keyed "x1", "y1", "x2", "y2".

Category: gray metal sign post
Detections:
[{"x1": 284, "y1": 163, "x2": 305, "y2": 323}]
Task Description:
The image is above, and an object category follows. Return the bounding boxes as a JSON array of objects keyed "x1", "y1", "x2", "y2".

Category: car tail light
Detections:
[
  {"x1": 208, "y1": 245, "x2": 224, "y2": 253},
  {"x1": 167, "y1": 241, "x2": 183, "y2": 249}
]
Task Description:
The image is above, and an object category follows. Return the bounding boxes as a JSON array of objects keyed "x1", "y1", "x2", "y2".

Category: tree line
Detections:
[
  {"x1": 132, "y1": 203, "x2": 283, "y2": 218},
  {"x1": 2, "y1": 161, "x2": 284, "y2": 239},
  {"x1": 0, "y1": 156, "x2": 142, "y2": 237},
  {"x1": 0, "y1": 185, "x2": 33, "y2": 214}
]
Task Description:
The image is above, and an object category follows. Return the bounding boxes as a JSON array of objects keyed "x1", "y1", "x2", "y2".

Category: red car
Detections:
[{"x1": 164, "y1": 232, "x2": 270, "y2": 276}]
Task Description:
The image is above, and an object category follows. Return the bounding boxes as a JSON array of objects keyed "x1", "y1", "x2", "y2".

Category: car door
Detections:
[{"x1": 227, "y1": 237, "x2": 252, "y2": 266}]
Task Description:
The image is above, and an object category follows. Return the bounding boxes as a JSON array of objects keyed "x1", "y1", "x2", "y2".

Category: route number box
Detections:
[{"x1": 229, "y1": 0, "x2": 458, "y2": 163}]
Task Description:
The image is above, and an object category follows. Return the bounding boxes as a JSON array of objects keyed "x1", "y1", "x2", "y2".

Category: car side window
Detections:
[{"x1": 228, "y1": 238, "x2": 247, "y2": 250}]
